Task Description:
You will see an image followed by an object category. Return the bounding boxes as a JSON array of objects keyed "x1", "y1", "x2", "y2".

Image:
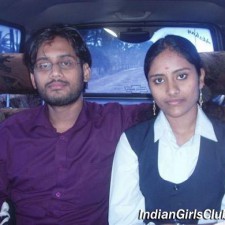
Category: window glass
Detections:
[
  {"x1": 80, "y1": 27, "x2": 214, "y2": 95},
  {"x1": 0, "y1": 24, "x2": 23, "y2": 108},
  {"x1": 150, "y1": 27, "x2": 213, "y2": 52},
  {"x1": 0, "y1": 24, "x2": 21, "y2": 53}
]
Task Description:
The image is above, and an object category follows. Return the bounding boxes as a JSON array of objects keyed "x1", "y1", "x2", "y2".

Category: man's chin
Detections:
[
  {"x1": 45, "y1": 99, "x2": 74, "y2": 106},
  {"x1": 44, "y1": 94, "x2": 81, "y2": 107},
  {"x1": 38, "y1": 87, "x2": 83, "y2": 106}
]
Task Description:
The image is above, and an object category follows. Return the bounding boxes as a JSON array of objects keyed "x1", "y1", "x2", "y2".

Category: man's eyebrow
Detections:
[
  {"x1": 58, "y1": 54, "x2": 77, "y2": 59},
  {"x1": 35, "y1": 56, "x2": 49, "y2": 62},
  {"x1": 35, "y1": 54, "x2": 77, "y2": 62}
]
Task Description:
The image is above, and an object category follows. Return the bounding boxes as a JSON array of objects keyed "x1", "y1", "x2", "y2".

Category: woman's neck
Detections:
[{"x1": 166, "y1": 105, "x2": 198, "y2": 146}]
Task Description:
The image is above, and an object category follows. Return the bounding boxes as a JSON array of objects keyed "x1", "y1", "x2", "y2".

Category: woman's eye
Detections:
[
  {"x1": 154, "y1": 77, "x2": 164, "y2": 84},
  {"x1": 177, "y1": 73, "x2": 187, "y2": 80}
]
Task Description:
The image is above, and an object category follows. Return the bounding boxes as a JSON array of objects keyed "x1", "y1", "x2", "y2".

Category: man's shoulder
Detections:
[
  {"x1": 85, "y1": 101, "x2": 122, "y2": 111},
  {"x1": 85, "y1": 101, "x2": 151, "y2": 117},
  {"x1": 84, "y1": 101, "x2": 125, "y2": 118},
  {"x1": 0, "y1": 106, "x2": 43, "y2": 130}
]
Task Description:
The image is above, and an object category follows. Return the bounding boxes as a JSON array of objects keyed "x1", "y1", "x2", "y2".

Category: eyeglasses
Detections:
[{"x1": 34, "y1": 57, "x2": 80, "y2": 73}]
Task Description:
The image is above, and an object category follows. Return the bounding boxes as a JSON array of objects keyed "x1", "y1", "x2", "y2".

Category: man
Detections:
[{"x1": 0, "y1": 24, "x2": 151, "y2": 225}]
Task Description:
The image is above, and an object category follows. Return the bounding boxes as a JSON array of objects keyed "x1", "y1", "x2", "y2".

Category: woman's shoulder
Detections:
[
  {"x1": 126, "y1": 118, "x2": 155, "y2": 132},
  {"x1": 209, "y1": 116, "x2": 225, "y2": 128},
  {"x1": 124, "y1": 118, "x2": 155, "y2": 144},
  {"x1": 208, "y1": 116, "x2": 225, "y2": 142}
]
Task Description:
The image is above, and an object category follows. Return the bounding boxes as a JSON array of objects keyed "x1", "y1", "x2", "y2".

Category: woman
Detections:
[{"x1": 109, "y1": 35, "x2": 225, "y2": 225}]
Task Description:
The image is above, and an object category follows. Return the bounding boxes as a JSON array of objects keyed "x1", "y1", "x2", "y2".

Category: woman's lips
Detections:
[{"x1": 166, "y1": 99, "x2": 184, "y2": 105}]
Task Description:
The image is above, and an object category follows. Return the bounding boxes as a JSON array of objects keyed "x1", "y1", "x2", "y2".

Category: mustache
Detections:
[{"x1": 45, "y1": 79, "x2": 69, "y2": 87}]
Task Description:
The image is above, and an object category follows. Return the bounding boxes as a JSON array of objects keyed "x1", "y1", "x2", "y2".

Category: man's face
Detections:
[{"x1": 30, "y1": 36, "x2": 90, "y2": 106}]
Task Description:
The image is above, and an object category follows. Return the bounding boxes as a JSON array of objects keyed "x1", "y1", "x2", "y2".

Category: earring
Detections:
[
  {"x1": 84, "y1": 81, "x2": 88, "y2": 90},
  {"x1": 199, "y1": 90, "x2": 203, "y2": 107},
  {"x1": 153, "y1": 100, "x2": 156, "y2": 116}
]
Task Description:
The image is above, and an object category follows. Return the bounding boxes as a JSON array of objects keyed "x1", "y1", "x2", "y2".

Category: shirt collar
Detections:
[
  {"x1": 195, "y1": 106, "x2": 217, "y2": 142},
  {"x1": 154, "y1": 111, "x2": 172, "y2": 142},
  {"x1": 28, "y1": 104, "x2": 53, "y2": 131},
  {"x1": 29, "y1": 101, "x2": 92, "y2": 133},
  {"x1": 154, "y1": 106, "x2": 218, "y2": 143}
]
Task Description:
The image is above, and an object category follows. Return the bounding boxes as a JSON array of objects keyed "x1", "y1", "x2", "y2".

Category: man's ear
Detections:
[
  {"x1": 199, "y1": 68, "x2": 205, "y2": 89},
  {"x1": 83, "y1": 63, "x2": 91, "y2": 82},
  {"x1": 30, "y1": 73, "x2": 37, "y2": 89}
]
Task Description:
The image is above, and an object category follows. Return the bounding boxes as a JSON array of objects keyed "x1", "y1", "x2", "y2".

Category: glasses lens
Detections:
[{"x1": 35, "y1": 62, "x2": 52, "y2": 72}]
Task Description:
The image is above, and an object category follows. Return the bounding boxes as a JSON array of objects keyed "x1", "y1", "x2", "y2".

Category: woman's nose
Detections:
[{"x1": 166, "y1": 80, "x2": 180, "y2": 96}]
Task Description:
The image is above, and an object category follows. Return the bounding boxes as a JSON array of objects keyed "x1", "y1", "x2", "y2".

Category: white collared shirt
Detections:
[
  {"x1": 109, "y1": 107, "x2": 224, "y2": 225},
  {"x1": 155, "y1": 107, "x2": 217, "y2": 184}
]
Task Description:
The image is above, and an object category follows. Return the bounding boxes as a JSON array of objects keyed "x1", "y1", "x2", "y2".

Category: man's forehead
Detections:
[
  {"x1": 36, "y1": 37, "x2": 76, "y2": 59},
  {"x1": 39, "y1": 36, "x2": 72, "y2": 49}
]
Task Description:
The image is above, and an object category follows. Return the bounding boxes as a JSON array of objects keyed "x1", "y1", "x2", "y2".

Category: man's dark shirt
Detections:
[{"x1": 0, "y1": 101, "x2": 151, "y2": 225}]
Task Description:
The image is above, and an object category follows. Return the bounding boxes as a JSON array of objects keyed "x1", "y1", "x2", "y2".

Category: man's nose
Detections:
[{"x1": 49, "y1": 63, "x2": 63, "y2": 78}]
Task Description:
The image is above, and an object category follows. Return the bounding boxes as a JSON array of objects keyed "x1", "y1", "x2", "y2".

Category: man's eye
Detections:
[
  {"x1": 177, "y1": 73, "x2": 187, "y2": 80},
  {"x1": 36, "y1": 62, "x2": 51, "y2": 70},
  {"x1": 60, "y1": 60, "x2": 73, "y2": 68}
]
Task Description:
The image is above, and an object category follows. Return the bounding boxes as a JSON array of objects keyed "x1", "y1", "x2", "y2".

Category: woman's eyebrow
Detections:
[
  {"x1": 173, "y1": 67, "x2": 191, "y2": 73},
  {"x1": 148, "y1": 68, "x2": 192, "y2": 78},
  {"x1": 148, "y1": 73, "x2": 164, "y2": 78}
]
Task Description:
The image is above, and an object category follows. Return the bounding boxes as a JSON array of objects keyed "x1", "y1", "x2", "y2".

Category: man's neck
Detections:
[{"x1": 48, "y1": 97, "x2": 83, "y2": 133}]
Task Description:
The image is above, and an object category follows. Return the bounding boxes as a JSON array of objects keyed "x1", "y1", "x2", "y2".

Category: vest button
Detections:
[{"x1": 174, "y1": 184, "x2": 179, "y2": 191}]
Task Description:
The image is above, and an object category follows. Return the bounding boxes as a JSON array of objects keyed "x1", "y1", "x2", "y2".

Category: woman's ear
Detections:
[
  {"x1": 199, "y1": 68, "x2": 205, "y2": 89},
  {"x1": 83, "y1": 63, "x2": 91, "y2": 82},
  {"x1": 30, "y1": 73, "x2": 37, "y2": 89}
]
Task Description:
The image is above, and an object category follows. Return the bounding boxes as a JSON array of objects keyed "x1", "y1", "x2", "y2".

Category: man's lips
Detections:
[{"x1": 46, "y1": 80, "x2": 68, "y2": 90}]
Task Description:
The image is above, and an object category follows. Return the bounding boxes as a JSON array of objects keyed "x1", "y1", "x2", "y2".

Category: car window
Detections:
[
  {"x1": 0, "y1": 25, "x2": 22, "y2": 53},
  {"x1": 0, "y1": 25, "x2": 23, "y2": 108},
  {"x1": 80, "y1": 27, "x2": 214, "y2": 96},
  {"x1": 150, "y1": 27, "x2": 213, "y2": 52}
]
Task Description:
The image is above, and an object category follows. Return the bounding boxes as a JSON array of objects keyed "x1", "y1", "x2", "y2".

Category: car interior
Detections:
[{"x1": 1, "y1": 0, "x2": 225, "y2": 122}]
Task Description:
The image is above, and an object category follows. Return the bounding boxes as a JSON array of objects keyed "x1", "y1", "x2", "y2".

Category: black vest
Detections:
[{"x1": 125, "y1": 117, "x2": 225, "y2": 224}]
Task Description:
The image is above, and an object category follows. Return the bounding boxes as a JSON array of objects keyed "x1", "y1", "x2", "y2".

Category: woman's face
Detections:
[{"x1": 148, "y1": 49, "x2": 205, "y2": 120}]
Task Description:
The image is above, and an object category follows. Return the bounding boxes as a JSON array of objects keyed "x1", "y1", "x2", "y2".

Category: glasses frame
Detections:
[{"x1": 34, "y1": 56, "x2": 81, "y2": 74}]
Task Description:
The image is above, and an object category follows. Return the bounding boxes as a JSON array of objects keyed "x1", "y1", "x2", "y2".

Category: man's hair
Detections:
[{"x1": 23, "y1": 24, "x2": 92, "y2": 74}]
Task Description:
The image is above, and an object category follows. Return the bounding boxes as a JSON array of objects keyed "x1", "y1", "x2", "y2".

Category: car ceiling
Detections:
[{"x1": 0, "y1": 0, "x2": 225, "y2": 33}]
